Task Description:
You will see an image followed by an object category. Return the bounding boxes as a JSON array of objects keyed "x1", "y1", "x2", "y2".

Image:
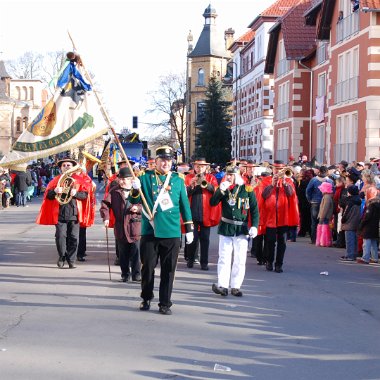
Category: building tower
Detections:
[{"x1": 186, "y1": 4, "x2": 231, "y2": 160}]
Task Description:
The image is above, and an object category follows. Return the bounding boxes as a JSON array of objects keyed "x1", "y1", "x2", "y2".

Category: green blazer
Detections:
[
  {"x1": 130, "y1": 170, "x2": 193, "y2": 238},
  {"x1": 210, "y1": 184, "x2": 259, "y2": 237}
]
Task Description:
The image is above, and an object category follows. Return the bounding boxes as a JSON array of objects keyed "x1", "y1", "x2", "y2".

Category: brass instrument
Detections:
[
  {"x1": 276, "y1": 166, "x2": 293, "y2": 178},
  {"x1": 196, "y1": 173, "x2": 208, "y2": 188},
  {"x1": 55, "y1": 164, "x2": 82, "y2": 205}
]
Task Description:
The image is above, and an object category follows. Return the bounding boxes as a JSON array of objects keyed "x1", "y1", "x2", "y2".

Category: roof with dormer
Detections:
[
  {"x1": 265, "y1": 0, "x2": 316, "y2": 74},
  {"x1": 228, "y1": 29, "x2": 255, "y2": 52},
  {"x1": 188, "y1": 5, "x2": 228, "y2": 58}
]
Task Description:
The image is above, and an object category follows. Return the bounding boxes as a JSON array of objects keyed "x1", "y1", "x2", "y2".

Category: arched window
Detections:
[
  {"x1": 23, "y1": 117, "x2": 28, "y2": 130},
  {"x1": 16, "y1": 86, "x2": 21, "y2": 100},
  {"x1": 22, "y1": 86, "x2": 27, "y2": 100},
  {"x1": 29, "y1": 86, "x2": 34, "y2": 100},
  {"x1": 197, "y1": 68, "x2": 205, "y2": 86},
  {"x1": 16, "y1": 117, "x2": 22, "y2": 132}
]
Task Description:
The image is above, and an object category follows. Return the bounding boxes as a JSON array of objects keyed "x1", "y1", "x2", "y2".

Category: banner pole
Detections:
[{"x1": 67, "y1": 31, "x2": 153, "y2": 220}]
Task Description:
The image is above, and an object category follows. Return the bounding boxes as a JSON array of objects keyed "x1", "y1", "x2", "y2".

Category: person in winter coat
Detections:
[
  {"x1": 357, "y1": 187, "x2": 380, "y2": 264},
  {"x1": 14, "y1": 169, "x2": 32, "y2": 207},
  {"x1": 297, "y1": 169, "x2": 314, "y2": 237},
  {"x1": 306, "y1": 166, "x2": 334, "y2": 244},
  {"x1": 340, "y1": 185, "x2": 362, "y2": 261},
  {"x1": 100, "y1": 166, "x2": 142, "y2": 282},
  {"x1": 332, "y1": 176, "x2": 346, "y2": 247},
  {"x1": 316, "y1": 182, "x2": 334, "y2": 247}
]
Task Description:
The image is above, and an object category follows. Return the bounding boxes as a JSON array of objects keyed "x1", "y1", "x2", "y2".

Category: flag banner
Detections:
[{"x1": 0, "y1": 60, "x2": 108, "y2": 167}]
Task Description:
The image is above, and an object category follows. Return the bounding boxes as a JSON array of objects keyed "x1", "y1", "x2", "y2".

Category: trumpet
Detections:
[
  {"x1": 55, "y1": 164, "x2": 82, "y2": 205},
  {"x1": 196, "y1": 173, "x2": 208, "y2": 188},
  {"x1": 276, "y1": 166, "x2": 293, "y2": 178}
]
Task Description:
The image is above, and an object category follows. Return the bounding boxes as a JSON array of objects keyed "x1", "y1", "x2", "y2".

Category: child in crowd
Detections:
[
  {"x1": 316, "y1": 182, "x2": 334, "y2": 247},
  {"x1": 357, "y1": 187, "x2": 380, "y2": 264},
  {"x1": 340, "y1": 185, "x2": 362, "y2": 261}
]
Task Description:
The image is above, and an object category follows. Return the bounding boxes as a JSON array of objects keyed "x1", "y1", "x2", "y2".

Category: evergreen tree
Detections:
[{"x1": 195, "y1": 76, "x2": 232, "y2": 164}]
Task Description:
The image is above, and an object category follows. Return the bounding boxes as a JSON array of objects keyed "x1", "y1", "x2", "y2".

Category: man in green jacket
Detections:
[
  {"x1": 130, "y1": 146, "x2": 194, "y2": 315},
  {"x1": 210, "y1": 165, "x2": 259, "y2": 297}
]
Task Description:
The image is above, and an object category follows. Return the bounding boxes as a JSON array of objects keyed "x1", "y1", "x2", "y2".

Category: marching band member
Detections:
[
  {"x1": 210, "y1": 165, "x2": 259, "y2": 297},
  {"x1": 130, "y1": 146, "x2": 194, "y2": 315},
  {"x1": 36, "y1": 157, "x2": 90, "y2": 269},
  {"x1": 185, "y1": 158, "x2": 220, "y2": 270},
  {"x1": 261, "y1": 160, "x2": 296, "y2": 273}
]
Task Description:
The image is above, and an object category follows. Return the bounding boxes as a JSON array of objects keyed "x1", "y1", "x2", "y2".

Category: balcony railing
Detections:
[
  {"x1": 336, "y1": 11, "x2": 360, "y2": 43},
  {"x1": 334, "y1": 76, "x2": 358, "y2": 104},
  {"x1": 276, "y1": 102, "x2": 289, "y2": 121},
  {"x1": 277, "y1": 58, "x2": 290, "y2": 77},
  {"x1": 276, "y1": 149, "x2": 289, "y2": 163},
  {"x1": 334, "y1": 142, "x2": 357, "y2": 163}
]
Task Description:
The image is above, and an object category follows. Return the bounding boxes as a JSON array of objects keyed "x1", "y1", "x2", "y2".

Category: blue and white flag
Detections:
[{"x1": 0, "y1": 59, "x2": 108, "y2": 166}]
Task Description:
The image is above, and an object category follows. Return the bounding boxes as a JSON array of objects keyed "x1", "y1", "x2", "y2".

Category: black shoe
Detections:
[
  {"x1": 132, "y1": 274, "x2": 141, "y2": 282},
  {"x1": 114, "y1": 257, "x2": 120, "y2": 266},
  {"x1": 275, "y1": 265, "x2": 283, "y2": 273},
  {"x1": 158, "y1": 305, "x2": 172, "y2": 315},
  {"x1": 187, "y1": 261, "x2": 194, "y2": 268},
  {"x1": 266, "y1": 262, "x2": 273, "y2": 271},
  {"x1": 121, "y1": 274, "x2": 130, "y2": 282},
  {"x1": 231, "y1": 288, "x2": 243, "y2": 297},
  {"x1": 139, "y1": 300, "x2": 151, "y2": 311},
  {"x1": 57, "y1": 257, "x2": 65, "y2": 268},
  {"x1": 212, "y1": 283, "x2": 228, "y2": 296},
  {"x1": 194, "y1": 259, "x2": 200, "y2": 264},
  {"x1": 201, "y1": 264, "x2": 209, "y2": 271},
  {"x1": 67, "y1": 262, "x2": 76, "y2": 269},
  {"x1": 77, "y1": 256, "x2": 86, "y2": 262},
  {"x1": 257, "y1": 261, "x2": 265, "y2": 266}
]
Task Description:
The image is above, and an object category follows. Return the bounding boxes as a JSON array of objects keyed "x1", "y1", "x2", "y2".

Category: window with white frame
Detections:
[
  {"x1": 316, "y1": 124, "x2": 325, "y2": 163},
  {"x1": 256, "y1": 34, "x2": 262, "y2": 61},
  {"x1": 336, "y1": 112, "x2": 357, "y2": 162},
  {"x1": 277, "y1": 81, "x2": 289, "y2": 120},
  {"x1": 318, "y1": 73, "x2": 326, "y2": 97},
  {"x1": 277, "y1": 39, "x2": 289, "y2": 77},
  {"x1": 277, "y1": 127, "x2": 289, "y2": 162},
  {"x1": 335, "y1": 46, "x2": 359, "y2": 103}
]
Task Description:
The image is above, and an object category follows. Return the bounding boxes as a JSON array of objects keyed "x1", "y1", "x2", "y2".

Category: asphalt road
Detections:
[{"x1": 0, "y1": 191, "x2": 380, "y2": 380}]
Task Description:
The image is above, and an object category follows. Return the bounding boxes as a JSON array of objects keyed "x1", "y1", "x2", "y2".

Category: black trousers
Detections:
[
  {"x1": 77, "y1": 227, "x2": 87, "y2": 258},
  {"x1": 265, "y1": 226, "x2": 288, "y2": 266},
  {"x1": 116, "y1": 238, "x2": 140, "y2": 278},
  {"x1": 187, "y1": 222, "x2": 210, "y2": 266},
  {"x1": 252, "y1": 234, "x2": 266, "y2": 263},
  {"x1": 55, "y1": 220, "x2": 79, "y2": 263},
  {"x1": 140, "y1": 235, "x2": 181, "y2": 308}
]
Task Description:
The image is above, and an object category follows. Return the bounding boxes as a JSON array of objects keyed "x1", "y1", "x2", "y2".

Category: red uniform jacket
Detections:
[
  {"x1": 36, "y1": 173, "x2": 93, "y2": 227},
  {"x1": 254, "y1": 176, "x2": 272, "y2": 235},
  {"x1": 262, "y1": 177, "x2": 296, "y2": 228},
  {"x1": 185, "y1": 173, "x2": 221, "y2": 227}
]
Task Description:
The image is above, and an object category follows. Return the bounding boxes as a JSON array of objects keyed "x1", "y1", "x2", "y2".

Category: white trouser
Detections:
[{"x1": 217, "y1": 235, "x2": 248, "y2": 289}]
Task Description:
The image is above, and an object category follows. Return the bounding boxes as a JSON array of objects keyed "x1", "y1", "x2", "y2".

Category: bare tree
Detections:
[
  {"x1": 41, "y1": 50, "x2": 66, "y2": 84},
  {"x1": 6, "y1": 51, "x2": 43, "y2": 79},
  {"x1": 146, "y1": 73, "x2": 187, "y2": 160}
]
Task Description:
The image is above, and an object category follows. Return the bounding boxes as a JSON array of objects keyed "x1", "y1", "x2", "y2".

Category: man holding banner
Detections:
[{"x1": 130, "y1": 146, "x2": 194, "y2": 315}]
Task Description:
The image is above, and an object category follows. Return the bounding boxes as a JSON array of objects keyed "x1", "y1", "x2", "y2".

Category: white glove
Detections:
[
  {"x1": 54, "y1": 187, "x2": 63, "y2": 194},
  {"x1": 104, "y1": 220, "x2": 109, "y2": 227},
  {"x1": 235, "y1": 175, "x2": 245, "y2": 186},
  {"x1": 219, "y1": 181, "x2": 230, "y2": 192},
  {"x1": 249, "y1": 226, "x2": 258, "y2": 238},
  {"x1": 131, "y1": 178, "x2": 141, "y2": 189},
  {"x1": 185, "y1": 232, "x2": 194, "y2": 244}
]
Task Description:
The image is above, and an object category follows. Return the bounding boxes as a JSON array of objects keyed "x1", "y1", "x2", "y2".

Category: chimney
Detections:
[{"x1": 224, "y1": 28, "x2": 235, "y2": 50}]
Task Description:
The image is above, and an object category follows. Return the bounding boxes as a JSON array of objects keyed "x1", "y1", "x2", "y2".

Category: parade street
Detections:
[{"x1": 0, "y1": 191, "x2": 380, "y2": 380}]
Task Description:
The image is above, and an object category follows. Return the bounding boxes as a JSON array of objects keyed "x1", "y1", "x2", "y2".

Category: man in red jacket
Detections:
[
  {"x1": 185, "y1": 158, "x2": 220, "y2": 270},
  {"x1": 261, "y1": 160, "x2": 296, "y2": 273}
]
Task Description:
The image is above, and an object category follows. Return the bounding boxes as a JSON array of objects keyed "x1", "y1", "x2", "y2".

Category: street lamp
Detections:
[
  {"x1": 185, "y1": 30, "x2": 193, "y2": 162},
  {"x1": 224, "y1": 60, "x2": 239, "y2": 160}
]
